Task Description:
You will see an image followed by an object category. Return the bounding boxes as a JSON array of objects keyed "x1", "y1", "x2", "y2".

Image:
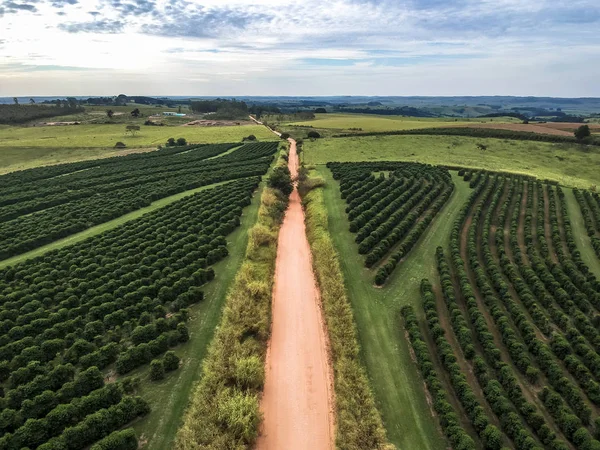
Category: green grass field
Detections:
[
  {"x1": 305, "y1": 134, "x2": 600, "y2": 189},
  {"x1": 285, "y1": 113, "x2": 518, "y2": 132},
  {"x1": 0, "y1": 123, "x2": 274, "y2": 148},
  {"x1": 316, "y1": 167, "x2": 471, "y2": 449}
]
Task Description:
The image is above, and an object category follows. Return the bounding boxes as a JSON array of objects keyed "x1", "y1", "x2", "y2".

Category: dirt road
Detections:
[{"x1": 256, "y1": 139, "x2": 334, "y2": 450}]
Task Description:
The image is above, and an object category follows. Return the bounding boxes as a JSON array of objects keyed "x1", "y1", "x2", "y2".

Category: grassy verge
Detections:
[
  {"x1": 304, "y1": 135, "x2": 600, "y2": 189},
  {"x1": 130, "y1": 176, "x2": 266, "y2": 449},
  {"x1": 175, "y1": 182, "x2": 287, "y2": 448},
  {"x1": 563, "y1": 188, "x2": 600, "y2": 278},
  {"x1": 315, "y1": 167, "x2": 471, "y2": 449},
  {"x1": 0, "y1": 179, "x2": 237, "y2": 269},
  {"x1": 302, "y1": 181, "x2": 390, "y2": 449}
]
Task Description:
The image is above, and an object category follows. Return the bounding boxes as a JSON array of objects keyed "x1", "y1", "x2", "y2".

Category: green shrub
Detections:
[
  {"x1": 149, "y1": 360, "x2": 164, "y2": 381},
  {"x1": 163, "y1": 351, "x2": 180, "y2": 372}
]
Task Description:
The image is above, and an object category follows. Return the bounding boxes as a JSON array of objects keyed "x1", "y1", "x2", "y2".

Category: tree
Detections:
[
  {"x1": 30, "y1": 98, "x2": 35, "y2": 105},
  {"x1": 176, "y1": 137, "x2": 187, "y2": 146},
  {"x1": 314, "y1": 107, "x2": 327, "y2": 113},
  {"x1": 126, "y1": 125, "x2": 140, "y2": 136},
  {"x1": 575, "y1": 125, "x2": 591, "y2": 140},
  {"x1": 166, "y1": 138, "x2": 176, "y2": 147},
  {"x1": 13, "y1": 97, "x2": 19, "y2": 105},
  {"x1": 267, "y1": 166, "x2": 293, "y2": 196},
  {"x1": 280, "y1": 132, "x2": 290, "y2": 140},
  {"x1": 115, "y1": 94, "x2": 127, "y2": 106},
  {"x1": 106, "y1": 109, "x2": 114, "y2": 119},
  {"x1": 149, "y1": 359, "x2": 164, "y2": 381},
  {"x1": 163, "y1": 351, "x2": 180, "y2": 371},
  {"x1": 307, "y1": 130, "x2": 321, "y2": 139},
  {"x1": 131, "y1": 108, "x2": 140, "y2": 118}
]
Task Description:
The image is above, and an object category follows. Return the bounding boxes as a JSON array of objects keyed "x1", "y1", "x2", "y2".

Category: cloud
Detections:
[
  {"x1": 1, "y1": 0, "x2": 600, "y2": 95},
  {"x1": 50, "y1": 0, "x2": 77, "y2": 6},
  {"x1": 141, "y1": 6, "x2": 272, "y2": 39},
  {"x1": 109, "y1": 0, "x2": 155, "y2": 16},
  {"x1": 58, "y1": 19, "x2": 125, "y2": 33},
  {"x1": 1, "y1": 1, "x2": 37, "y2": 13}
]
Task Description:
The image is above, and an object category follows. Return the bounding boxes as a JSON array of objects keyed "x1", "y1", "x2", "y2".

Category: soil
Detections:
[{"x1": 256, "y1": 139, "x2": 334, "y2": 449}]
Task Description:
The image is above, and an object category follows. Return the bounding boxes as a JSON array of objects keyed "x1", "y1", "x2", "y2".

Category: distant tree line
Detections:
[
  {"x1": 0, "y1": 103, "x2": 84, "y2": 124},
  {"x1": 333, "y1": 106, "x2": 437, "y2": 117},
  {"x1": 335, "y1": 127, "x2": 600, "y2": 146}
]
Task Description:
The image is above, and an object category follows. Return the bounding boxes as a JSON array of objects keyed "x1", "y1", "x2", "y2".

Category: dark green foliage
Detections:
[
  {"x1": 574, "y1": 125, "x2": 591, "y2": 140},
  {"x1": 0, "y1": 104, "x2": 84, "y2": 124},
  {"x1": 307, "y1": 130, "x2": 321, "y2": 139},
  {"x1": 163, "y1": 351, "x2": 180, "y2": 372},
  {"x1": 0, "y1": 144, "x2": 275, "y2": 448},
  {"x1": 402, "y1": 304, "x2": 477, "y2": 449},
  {"x1": 149, "y1": 360, "x2": 165, "y2": 381},
  {"x1": 90, "y1": 428, "x2": 138, "y2": 450},
  {"x1": 329, "y1": 161, "x2": 453, "y2": 283},
  {"x1": 0, "y1": 142, "x2": 278, "y2": 259},
  {"x1": 267, "y1": 166, "x2": 293, "y2": 196}
]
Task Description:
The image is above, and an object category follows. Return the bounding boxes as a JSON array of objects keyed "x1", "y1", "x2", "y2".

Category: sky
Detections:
[{"x1": 1, "y1": 0, "x2": 599, "y2": 96}]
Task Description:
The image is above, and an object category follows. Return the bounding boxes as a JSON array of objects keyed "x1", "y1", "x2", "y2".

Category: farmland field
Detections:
[
  {"x1": 4, "y1": 114, "x2": 600, "y2": 450},
  {"x1": 0, "y1": 141, "x2": 278, "y2": 449},
  {"x1": 310, "y1": 159, "x2": 600, "y2": 449},
  {"x1": 0, "y1": 142, "x2": 278, "y2": 260},
  {"x1": 0, "y1": 123, "x2": 273, "y2": 149},
  {"x1": 304, "y1": 134, "x2": 600, "y2": 189},
  {"x1": 284, "y1": 113, "x2": 519, "y2": 132}
]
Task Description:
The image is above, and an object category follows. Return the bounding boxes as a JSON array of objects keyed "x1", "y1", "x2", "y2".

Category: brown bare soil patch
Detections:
[{"x1": 256, "y1": 140, "x2": 334, "y2": 449}]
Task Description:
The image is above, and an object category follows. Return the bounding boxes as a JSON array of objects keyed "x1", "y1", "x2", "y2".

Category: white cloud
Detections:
[{"x1": 0, "y1": 0, "x2": 599, "y2": 95}]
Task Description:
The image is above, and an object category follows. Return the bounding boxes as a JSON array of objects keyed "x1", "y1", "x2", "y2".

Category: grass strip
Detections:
[{"x1": 302, "y1": 180, "x2": 391, "y2": 449}]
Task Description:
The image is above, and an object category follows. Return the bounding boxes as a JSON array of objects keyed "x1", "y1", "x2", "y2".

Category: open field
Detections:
[
  {"x1": 284, "y1": 113, "x2": 520, "y2": 132},
  {"x1": 0, "y1": 123, "x2": 274, "y2": 149},
  {"x1": 304, "y1": 134, "x2": 600, "y2": 189},
  {"x1": 315, "y1": 167, "x2": 470, "y2": 448}
]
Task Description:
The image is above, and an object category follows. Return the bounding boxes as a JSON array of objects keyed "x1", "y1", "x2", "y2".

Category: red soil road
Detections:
[{"x1": 256, "y1": 139, "x2": 334, "y2": 450}]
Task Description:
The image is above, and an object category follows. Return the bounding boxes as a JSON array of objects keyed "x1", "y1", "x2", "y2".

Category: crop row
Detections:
[
  {"x1": 328, "y1": 161, "x2": 453, "y2": 283},
  {"x1": 0, "y1": 142, "x2": 277, "y2": 259},
  {"x1": 0, "y1": 177, "x2": 262, "y2": 449}
]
